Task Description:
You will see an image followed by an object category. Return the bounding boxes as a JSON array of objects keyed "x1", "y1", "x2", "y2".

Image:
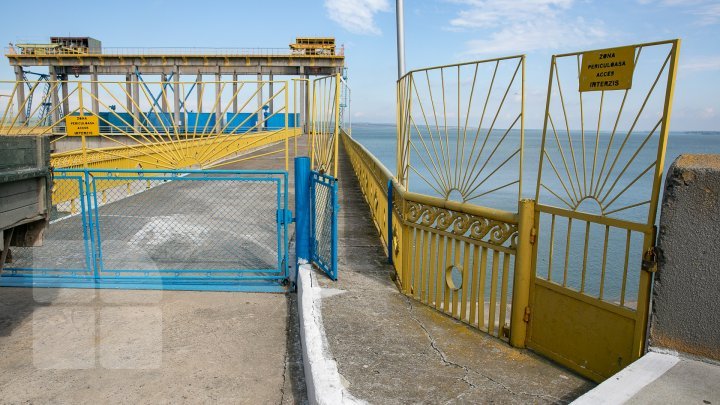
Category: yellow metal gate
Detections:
[{"x1": 527, "y1": 40, "x2": 680, "y2": 382}]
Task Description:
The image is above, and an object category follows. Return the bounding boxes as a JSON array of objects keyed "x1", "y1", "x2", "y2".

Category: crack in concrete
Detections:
[
  {"x1": 403, "y1": 296, "x2": 477, "y2": 391},
  {"x1": 403, "y1": 296, "x2": 569, "y2": 404}
]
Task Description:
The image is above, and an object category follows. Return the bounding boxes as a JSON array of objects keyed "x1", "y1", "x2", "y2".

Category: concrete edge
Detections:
[
  {"x1": 571, "y1": 351, "x2": 679, "y2": 404},
  {"x1": 297, "y1": 263, "x2": 365, "y2": 405}
]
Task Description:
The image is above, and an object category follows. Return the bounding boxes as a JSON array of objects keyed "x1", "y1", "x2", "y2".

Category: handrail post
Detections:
[
  {"x1": 510, "y1": 198, "x2": 535, "y2": 348},
  {"x1": 387, "y1": 179, "x2": 393, "y2": 264}
]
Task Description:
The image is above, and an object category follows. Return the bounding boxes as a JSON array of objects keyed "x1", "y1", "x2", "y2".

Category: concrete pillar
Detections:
[
  {"x1": 125, "y1": 73, "x2": 133, "y2": 113},
  {"x1": 61, "y1": 75, "x2": 70, "y2": 120},
  {"x1": 14, "y1": 66, "x2": 26, "y2": 123},
  {"x1": 161, "y1": 73, "x2": 168, "y2": 112},
  {"x1": 653, "y1": 154, "x2": 720, "y2": 362},
  {"x1": 196, "y1": 72, "x2": 202, "y2": 113},
  {"x1": 268, "y1": 73, "x2": 274, "y2": 115},
  {"x1": 90, "y1": 65, "x2": 99, "y2": 115},
  {"x1": 49, "y1": 66, "x2": 60, "y2": 124},
  {"x1": 232, "y1": 72, "x2": 238, "y2": 114},
  {"x1": 173, "y1": 67, "x2": 181, "y2": 128},
  {"x1": 257, "y1": 72, "x2": 263, "y2": 132},
  {"x1": 304, "y1": 75, "x2": 310, "y2": 134},
  {"x1": 215, "y1": 70, "x2": 222, "y2": 131},
  {"x1": 132, "y1": 67, "x2": 141, "y2": 132}
]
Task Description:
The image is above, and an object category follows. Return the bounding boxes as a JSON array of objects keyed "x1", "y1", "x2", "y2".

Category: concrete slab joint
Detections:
[{"x1": 297, "y1": 264, "x2": 365, "y2": 405}]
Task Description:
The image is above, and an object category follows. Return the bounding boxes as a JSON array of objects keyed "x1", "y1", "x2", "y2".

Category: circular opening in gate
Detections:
[{"x1": 445, "y1": 265, "x2": 463, "y2": 291}]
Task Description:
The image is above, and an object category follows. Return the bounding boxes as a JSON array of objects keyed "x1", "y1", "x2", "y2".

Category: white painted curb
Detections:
[
  {"x1": 572, "y1": 351, "x2": 679, "y2": 404},
  {"x1": 297, "y1": 263, "x2": 365, "y2": 405}
]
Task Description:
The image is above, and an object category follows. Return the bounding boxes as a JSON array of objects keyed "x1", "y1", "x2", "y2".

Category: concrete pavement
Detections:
[
  {"x1": 0, "y1": 287, "x2": 306, "y2": 404},
  {"x1": 307, "y1": 143, "x2": 595, "y2": 403}
]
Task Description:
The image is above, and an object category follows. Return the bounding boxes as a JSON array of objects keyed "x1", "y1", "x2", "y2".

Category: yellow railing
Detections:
[
  {"x1": 310, "y1": 74, "x2": 341, "y2": 177},
  {"x1": 342, "y1": 131, "x2": 534, "y2": 344},
  {"x1": 0, "y1": 78, "x2": 303, "y2": 170}
]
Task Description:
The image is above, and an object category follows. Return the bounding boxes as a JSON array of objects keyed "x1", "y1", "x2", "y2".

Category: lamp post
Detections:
[{"x1": 396, "y1": 0, "x2": 406, "y2": 79}]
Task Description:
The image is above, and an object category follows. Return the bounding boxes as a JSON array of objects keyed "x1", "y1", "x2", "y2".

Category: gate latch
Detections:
[
  {"x1": 276, "y1": 209, "x2": 293, "y2": 225},
  {"x1": 641, "y1": 247, "x2": 658, "y2": 273}
]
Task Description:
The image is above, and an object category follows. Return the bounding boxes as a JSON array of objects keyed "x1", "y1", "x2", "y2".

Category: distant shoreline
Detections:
[{"x1": 350, "y1": 122, "x2": 720, "y2": 134}]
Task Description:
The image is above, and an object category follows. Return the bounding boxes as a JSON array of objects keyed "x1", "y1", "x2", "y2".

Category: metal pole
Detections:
[
  {"x1": 295, "y1": 156, "x2": 311, "y2": 264},
  {"x1": 396, "y1": 0, "x2": 406, "y2": 79},
  {"x1": 510, "y1": 198, "x2": 535, "y2": 348}
]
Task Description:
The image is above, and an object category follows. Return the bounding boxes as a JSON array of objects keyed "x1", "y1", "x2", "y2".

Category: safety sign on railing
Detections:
[{"x1": 66, "y1": 115, "x2": 99, "y2": 136}]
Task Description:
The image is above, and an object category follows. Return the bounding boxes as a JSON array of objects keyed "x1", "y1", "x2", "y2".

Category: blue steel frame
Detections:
[
  {"x1": 309, "y1": 170, "x2": 338, "y2": 280},
  {"x1": 0, "y1": 168, "x2": 290, "y2": 292}
]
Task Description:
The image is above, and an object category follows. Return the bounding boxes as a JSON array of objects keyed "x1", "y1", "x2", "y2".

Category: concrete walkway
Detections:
[
  {"x1": 0, "y1": 140, "x2": 307, "y2": 404},
  {"x1": 310, "y1": 143, "x2": 595, "y2": 403},
  {"x1": 0, "y1": 288, "x2": 305, "y2": 404}
]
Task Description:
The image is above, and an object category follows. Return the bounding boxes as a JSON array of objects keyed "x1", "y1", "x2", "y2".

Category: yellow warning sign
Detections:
[
  {"x1": 66, "y1": 115, "x2": 99, "y2": 136},
  {"x1": 579, "y1": 46, "x2": 635, "y2": 92}
]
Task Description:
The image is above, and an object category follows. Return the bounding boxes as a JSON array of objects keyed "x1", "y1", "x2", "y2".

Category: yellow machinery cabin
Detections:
[{"x1": 289, "y1": 37, "x2": 336, "y2": 56}]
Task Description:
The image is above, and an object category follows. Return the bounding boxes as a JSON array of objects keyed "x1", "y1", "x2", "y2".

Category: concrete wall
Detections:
[{"x1": 653, "y1": 154, "x2": 720, "y2": 361}]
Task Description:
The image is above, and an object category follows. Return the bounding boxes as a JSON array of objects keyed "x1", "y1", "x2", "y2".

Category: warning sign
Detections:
[
  {"x1": 66, "y1": 115, "x2": 99, "y2": 136},
  {"x1": 579, "y1": 46, "x2": 635, "y2": 92}
]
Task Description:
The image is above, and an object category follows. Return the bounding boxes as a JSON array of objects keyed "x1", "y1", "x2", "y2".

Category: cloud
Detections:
[
  {"x1": 449, "y1": 0, "x2": 573, "y2": 29},
  {"x1": 638, "y1": 0, "x2": 720, "y2": 25},
  {"x1": 693, "y1": 2, "x2": 720, "y2": 25},
  {"x1": 681, "y1": 56, "x2": 720, "y2": 72},
  {"x1": 325, "y1": 0, "x2": 391, "y2": 35},
  {"x1": 449, "y1": 0, "x2": 607, "y2": 55}
]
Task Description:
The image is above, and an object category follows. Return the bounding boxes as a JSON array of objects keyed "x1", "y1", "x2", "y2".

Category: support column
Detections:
[
  {"x1": 215, "y1": 70, "x2": 222, "y2": 131},
  {"x1": 232, "y1": 72, "x2": 238, "y2": 114},
  {"x1": 304, "y1": 75, "x2": 310, "y2": 134},
  {"x1": 14, "y1": 66, "x2": 26, "y2": 123},
  {"x1": 90, "y1": 65, "x2": 99, "y2": 115},
  {"x1": 125, "y1": 73, "x2": 133, "y2": 112},
  {"x1": 173, "y1": 67, "x2": 181, "y2": 128},
  {"x1": 161, "y1": 73, "x2": 168, "y2": 112},
  {"x1": 61, "y1": 74, "x2": 70, "y2": 120},
  {"x1": 132, "y1": 67, "x2": 141, "y2": 132},
  {"x1": 49, "y1": 66, "x2": 60, "y2": 124},
  {"x1": 268, "y1": 73, "x2": 274, "y2": 115},
  {"x1": 256, "y1": 72, "x2": 263, "y2": 132},
  {"x1": 196, "y1": 72, "x2": 202, "y2": 113}
]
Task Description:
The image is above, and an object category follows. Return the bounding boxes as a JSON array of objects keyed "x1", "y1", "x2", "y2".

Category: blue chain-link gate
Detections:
[
  {"x1": 1, "y1": 168, "x2": 290, "y2": 292},
  {"x1": 310, "y1": 171, "x2": 338, "y2": 280}
]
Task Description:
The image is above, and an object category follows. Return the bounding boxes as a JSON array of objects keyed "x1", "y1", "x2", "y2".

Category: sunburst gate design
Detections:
[
  {"x1": 535, "y1": 40, "x2": 680, "y2": 226},
  {"x1": 397, "y1": 56, "x2": 525, "y2": 208},
  {"x1": 311, "y1": 74, "x2": 343, "y2": 177},
  {"x1": 0, "y1": 78, "x2": 298, "y2": 169}
]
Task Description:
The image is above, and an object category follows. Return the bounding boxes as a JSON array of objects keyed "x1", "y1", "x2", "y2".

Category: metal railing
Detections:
[
  {"x1": 310, "y1": 74, "x2": 341, "y2": 177},
  {"x1": 342, "y1": 131, "x2": 534, "y2": 342},
  {"x1": 6, "y1": 47, "x2": 345, "y2": 57},
  {"x1": 0, "y1": 78, "x2": 304, "y2": 170}
]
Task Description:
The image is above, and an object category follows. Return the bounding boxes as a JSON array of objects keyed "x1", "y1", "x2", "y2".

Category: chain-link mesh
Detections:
[
  {"x1": 90, "y1": 172, "x2": 282, "y2": 277},
  {"x1": 3, "y1": 169, "x2": 289, "y2": 287},
  {"x1": 310, "y1": 171, "x2": 337, "y2": 280},
  {"x1": 4, "y1": 173, "x2": 92, "y2": 277}
]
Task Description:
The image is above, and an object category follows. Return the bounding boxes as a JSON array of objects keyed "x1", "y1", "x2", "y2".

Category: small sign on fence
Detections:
[
  {"x1": 66, "y1": 115, "x2": 99, "y2": 136},
  {"x1": 579, "y1": 45, "x2": 635, "y2": 92}
]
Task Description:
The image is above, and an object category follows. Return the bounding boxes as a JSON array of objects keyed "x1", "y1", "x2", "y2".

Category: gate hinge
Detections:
[
  {"x1": 529, "y1": 227, "x2": 537, "y2": 245},
  {"x1": 276, "y1": 209, "x2": 293, "y2": 225},
  {"x1": 642, "y1": 246, "x2": 658, "y2": 273},
  {"x1": 523, "y1": 306, "x2": 531, "y2": 323}
]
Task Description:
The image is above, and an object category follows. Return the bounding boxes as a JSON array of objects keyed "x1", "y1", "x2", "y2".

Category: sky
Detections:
[{"x1": 0, "y1": 0, "x2": 718, "y2": 131}]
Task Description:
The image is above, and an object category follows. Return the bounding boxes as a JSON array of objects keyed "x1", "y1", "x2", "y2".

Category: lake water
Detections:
[{"x1": 349, "y1": 123, "x2": 720, "y2": 303}]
